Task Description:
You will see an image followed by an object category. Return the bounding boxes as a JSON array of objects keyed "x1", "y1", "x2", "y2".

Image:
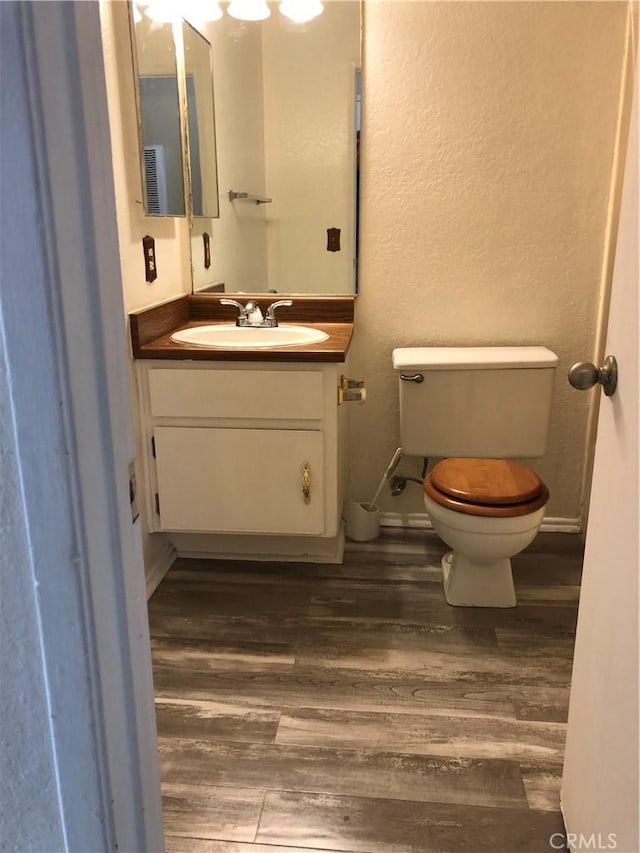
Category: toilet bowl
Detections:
[{"x1": 423, "y1": 458, "x2": 549, "y2": 607}]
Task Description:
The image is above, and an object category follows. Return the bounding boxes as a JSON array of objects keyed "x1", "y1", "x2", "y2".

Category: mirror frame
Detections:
[
  {"x1": 127, "y1": 4, "x2": 220, "y2": 221},
  {"x1": 182, "y1": 19, "x2": 220, "y2": 220}
]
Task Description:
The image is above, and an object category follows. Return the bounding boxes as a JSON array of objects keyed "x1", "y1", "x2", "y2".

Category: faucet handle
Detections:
[
  {"x1": 220, "y1": 298, "x2": 248, "y2": 326},
  {"x1": 265, "y1": 299, "x2": 293, "y2": 326}
]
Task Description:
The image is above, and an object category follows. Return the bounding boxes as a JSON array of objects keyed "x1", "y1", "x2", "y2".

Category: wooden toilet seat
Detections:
[{"x1": 423, "y1": 458, "x2": 549, "y2": 518}]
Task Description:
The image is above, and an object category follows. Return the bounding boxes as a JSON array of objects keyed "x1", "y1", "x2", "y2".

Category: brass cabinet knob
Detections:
[{"x1": 302, "y1": 462, "x2": 311, "y2": 504}]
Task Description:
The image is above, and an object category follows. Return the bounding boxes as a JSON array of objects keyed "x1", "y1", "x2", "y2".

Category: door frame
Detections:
[
  {"x1": 577, "y1": 1, "x2": 637, "y2": 530},
  {"x1": 2, "y1": 2, "x2": 164, "y2": 849}
]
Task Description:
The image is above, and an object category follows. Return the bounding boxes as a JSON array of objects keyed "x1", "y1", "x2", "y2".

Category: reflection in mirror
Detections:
[
  {"x1": 130, "y1": 10, "x2": 186, "y2": 216},
  {"x1": 190, "y1": 1, "x2": 361, "y2": 295},
  {"x1": 183, "y1": 21, "x2": 220, "y2": 219}
]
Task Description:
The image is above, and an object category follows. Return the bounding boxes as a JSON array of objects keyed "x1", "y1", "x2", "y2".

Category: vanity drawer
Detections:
[{"x1": 148, "y1": 368, "x2": 324, "y2": 420}]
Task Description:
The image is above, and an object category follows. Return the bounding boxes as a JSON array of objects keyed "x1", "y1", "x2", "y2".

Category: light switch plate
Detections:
[{"x1": 142, "y1": 235, "x2": 157, "y2": 282}]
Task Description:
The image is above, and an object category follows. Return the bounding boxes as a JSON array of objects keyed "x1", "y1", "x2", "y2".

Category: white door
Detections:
[{"x1": 561, "y1": 56, "x2": 639, "y2": 852}]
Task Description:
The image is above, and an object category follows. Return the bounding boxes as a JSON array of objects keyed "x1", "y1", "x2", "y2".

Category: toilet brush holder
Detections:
[
  {"x1": 346, "y1": 500, "x2": 380, "y2": 542},
  {"x1": 345, "y1": 448, "x2": 402, "y2": 542}
]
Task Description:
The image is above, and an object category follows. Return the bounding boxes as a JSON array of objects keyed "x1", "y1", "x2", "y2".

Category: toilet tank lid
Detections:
[{"x1": 392, "y1": 346, "x2": 559, "y2": 370}]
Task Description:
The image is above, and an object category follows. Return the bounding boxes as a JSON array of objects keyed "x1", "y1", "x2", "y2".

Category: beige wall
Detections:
[
  {"x1": 102, "y1": 0, "x2": 629, "y2": 543},
  {"x1": 349, "y1": 1, "x2": 628, "y2": 521},
  {"x1": 101, "y1": 2, "x2": 191, "y2": 312},
  {"x1": 101, "y1": 1, "x2": 189, "y2": 578}
]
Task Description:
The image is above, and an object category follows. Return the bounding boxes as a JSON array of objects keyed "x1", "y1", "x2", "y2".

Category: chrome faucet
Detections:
[
  {"x1": 265, "y1": 299, "x2": 293, "y2": 327},
  {"x1": 220, "y1": 299, "x2": 249, "y2": 326},
  {"x1": 243, "y1": 301, "x2": 264, "y2": 326},
  {"x1": 220, "y1": 298, "x2": 293, "y2": 328}
]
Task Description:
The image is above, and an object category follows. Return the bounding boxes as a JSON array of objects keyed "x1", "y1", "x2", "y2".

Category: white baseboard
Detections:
[
  {"x1": 539, "y1": 517, "x2": 582, "y2": 533},
  {"x1": 145, "y1": 543, "x2": 176, "y2": 599},
  {"x1": 172, "y1": 524, "x2": 346, "y2": 565},
  {"x1": 379, "y1": 511, "x2": 582, "y2": 534},
  {"x1": 379, "y1": 512, "x2": 433, "y2": 530}
]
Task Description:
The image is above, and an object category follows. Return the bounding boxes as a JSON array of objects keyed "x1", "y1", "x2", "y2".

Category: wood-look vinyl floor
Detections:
[{"x1": 148, "y1": 530, "x2": 581, "y2": 853}]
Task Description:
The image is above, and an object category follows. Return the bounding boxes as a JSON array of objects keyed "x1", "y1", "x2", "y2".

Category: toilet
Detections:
[{"x1": 392, "y1": 346, "x2": 558, "y2": 607}]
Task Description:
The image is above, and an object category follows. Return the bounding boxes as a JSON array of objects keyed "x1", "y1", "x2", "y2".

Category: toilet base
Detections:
[{"x1": 442, "y1": 551, "x2": 517, "y2": 608}]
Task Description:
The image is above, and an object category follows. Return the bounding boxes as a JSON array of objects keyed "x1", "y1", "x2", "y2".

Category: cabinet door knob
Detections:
[{"x1": 302, "y1": 462, "x2": 311, "y2": 504}]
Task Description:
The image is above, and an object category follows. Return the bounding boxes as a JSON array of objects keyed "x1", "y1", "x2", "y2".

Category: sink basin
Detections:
[{"x1": 171, "y1": 323, "x2": 330, "y2": 349}]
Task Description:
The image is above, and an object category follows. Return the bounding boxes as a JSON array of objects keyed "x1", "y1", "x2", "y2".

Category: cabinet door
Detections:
[{"x1": 153, "y1": 427, "x2": 324, "y2": 534}]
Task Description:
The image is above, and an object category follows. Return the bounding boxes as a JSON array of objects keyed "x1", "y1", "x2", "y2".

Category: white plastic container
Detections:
[{"x1": 346, "y1": 500, "x2": 380, "y2": 542}]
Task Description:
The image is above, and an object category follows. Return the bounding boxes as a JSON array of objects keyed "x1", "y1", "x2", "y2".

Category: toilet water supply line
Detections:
[
  {"x1": 389, "y1": 454, "x2": 430, "y2": 496},
  {"x1": 367, "y1": 447, "x2": 403, "y2": 509}
]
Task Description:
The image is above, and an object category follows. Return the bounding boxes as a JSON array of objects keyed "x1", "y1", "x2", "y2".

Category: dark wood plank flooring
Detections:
[{"x1": 148, "y1": 529, "x2": 581, "y2": 852}]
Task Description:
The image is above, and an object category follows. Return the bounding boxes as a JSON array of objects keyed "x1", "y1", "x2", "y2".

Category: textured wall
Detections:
[
  {"x1": 102, "y1": 1, "x2": 628, "y2": 531},
  {"x1": 101, "y1": 2, "x2": 191, "y2": 312},
  {"x1": 348, "y1": 1, "x2": 628, "y2": 521},
  {"x1": 101, "y1": 1, "x2": 184, "y2": 579},
  {"x1": 1, "y1": 324, "x2": 65, "y2": 853}
]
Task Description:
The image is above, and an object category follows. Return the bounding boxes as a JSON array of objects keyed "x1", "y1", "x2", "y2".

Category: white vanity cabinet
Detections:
[{"x1": 136, "y1": 360, "x2": 348, "y2": 560}]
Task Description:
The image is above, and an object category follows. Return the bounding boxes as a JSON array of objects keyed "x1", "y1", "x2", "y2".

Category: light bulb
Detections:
[
  {"x1": 209, "y1": 1, "x2": 224, "y2": 21},
  {"x1": 182, "y1": 0, "x2": 223, "y2": 25},
  {"x1": 279, "y1": 0, "x2": 323, "y2": 24},
  {"x1": 144, "y1": 0, "x2": 179, "y2": 23},
  {"x1": 227, "y1": 0, "x2": 271, "y2": 21}
]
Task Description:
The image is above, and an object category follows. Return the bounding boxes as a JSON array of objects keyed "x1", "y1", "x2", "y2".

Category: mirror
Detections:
[
  {"x1": 190, "y1": 1, "x2": 361, "y2": 295},
  {"x1": 129, "y1": 5, "x2": 220, "y2": 219},
  {"x1": 130, "y1": 11, "x2": 186, "y2": 216},
  {"x1": 183, "y1": 21, "x2": 220, "y2": 218}
]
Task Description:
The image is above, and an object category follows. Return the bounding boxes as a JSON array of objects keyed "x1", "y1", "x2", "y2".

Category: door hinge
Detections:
[
  {"x1": 151, "y1": 435, "x2": 156, "y2": 457},
  {"x1": 128, "y1": 461, "x2": 139, "y2": 524},
  {"x1": 154, "y1": 493, "x2": 160, "y2": 515},
  {"x1": 338, "y1": 375, "x2": 367, "y2": 405}
]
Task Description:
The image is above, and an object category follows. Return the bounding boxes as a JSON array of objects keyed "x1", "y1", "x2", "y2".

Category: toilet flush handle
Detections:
[
  {"x1": 400, "y1": 373, "x2": 424, "y2": 383},
  {"x1": 568, "y1": 356, "x2": 618, "y2": 397}
]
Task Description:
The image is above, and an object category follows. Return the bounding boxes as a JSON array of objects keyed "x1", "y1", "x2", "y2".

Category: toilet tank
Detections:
[{"x1": 393, "y1": 347, "x2": 558, "y2": 458}]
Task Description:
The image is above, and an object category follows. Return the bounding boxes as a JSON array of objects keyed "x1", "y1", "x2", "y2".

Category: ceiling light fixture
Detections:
[
  {"x1": 227, "y1": 0, "x2": 271, "y2": 21},
  {"x1": 279, "y1": 0, "x2": 323, "y2": 24}
]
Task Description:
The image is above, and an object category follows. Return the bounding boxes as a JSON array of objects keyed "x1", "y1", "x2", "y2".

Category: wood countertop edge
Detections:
[{"x1": 132, "y1": 321, "x2": 354, "y2": 363}]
